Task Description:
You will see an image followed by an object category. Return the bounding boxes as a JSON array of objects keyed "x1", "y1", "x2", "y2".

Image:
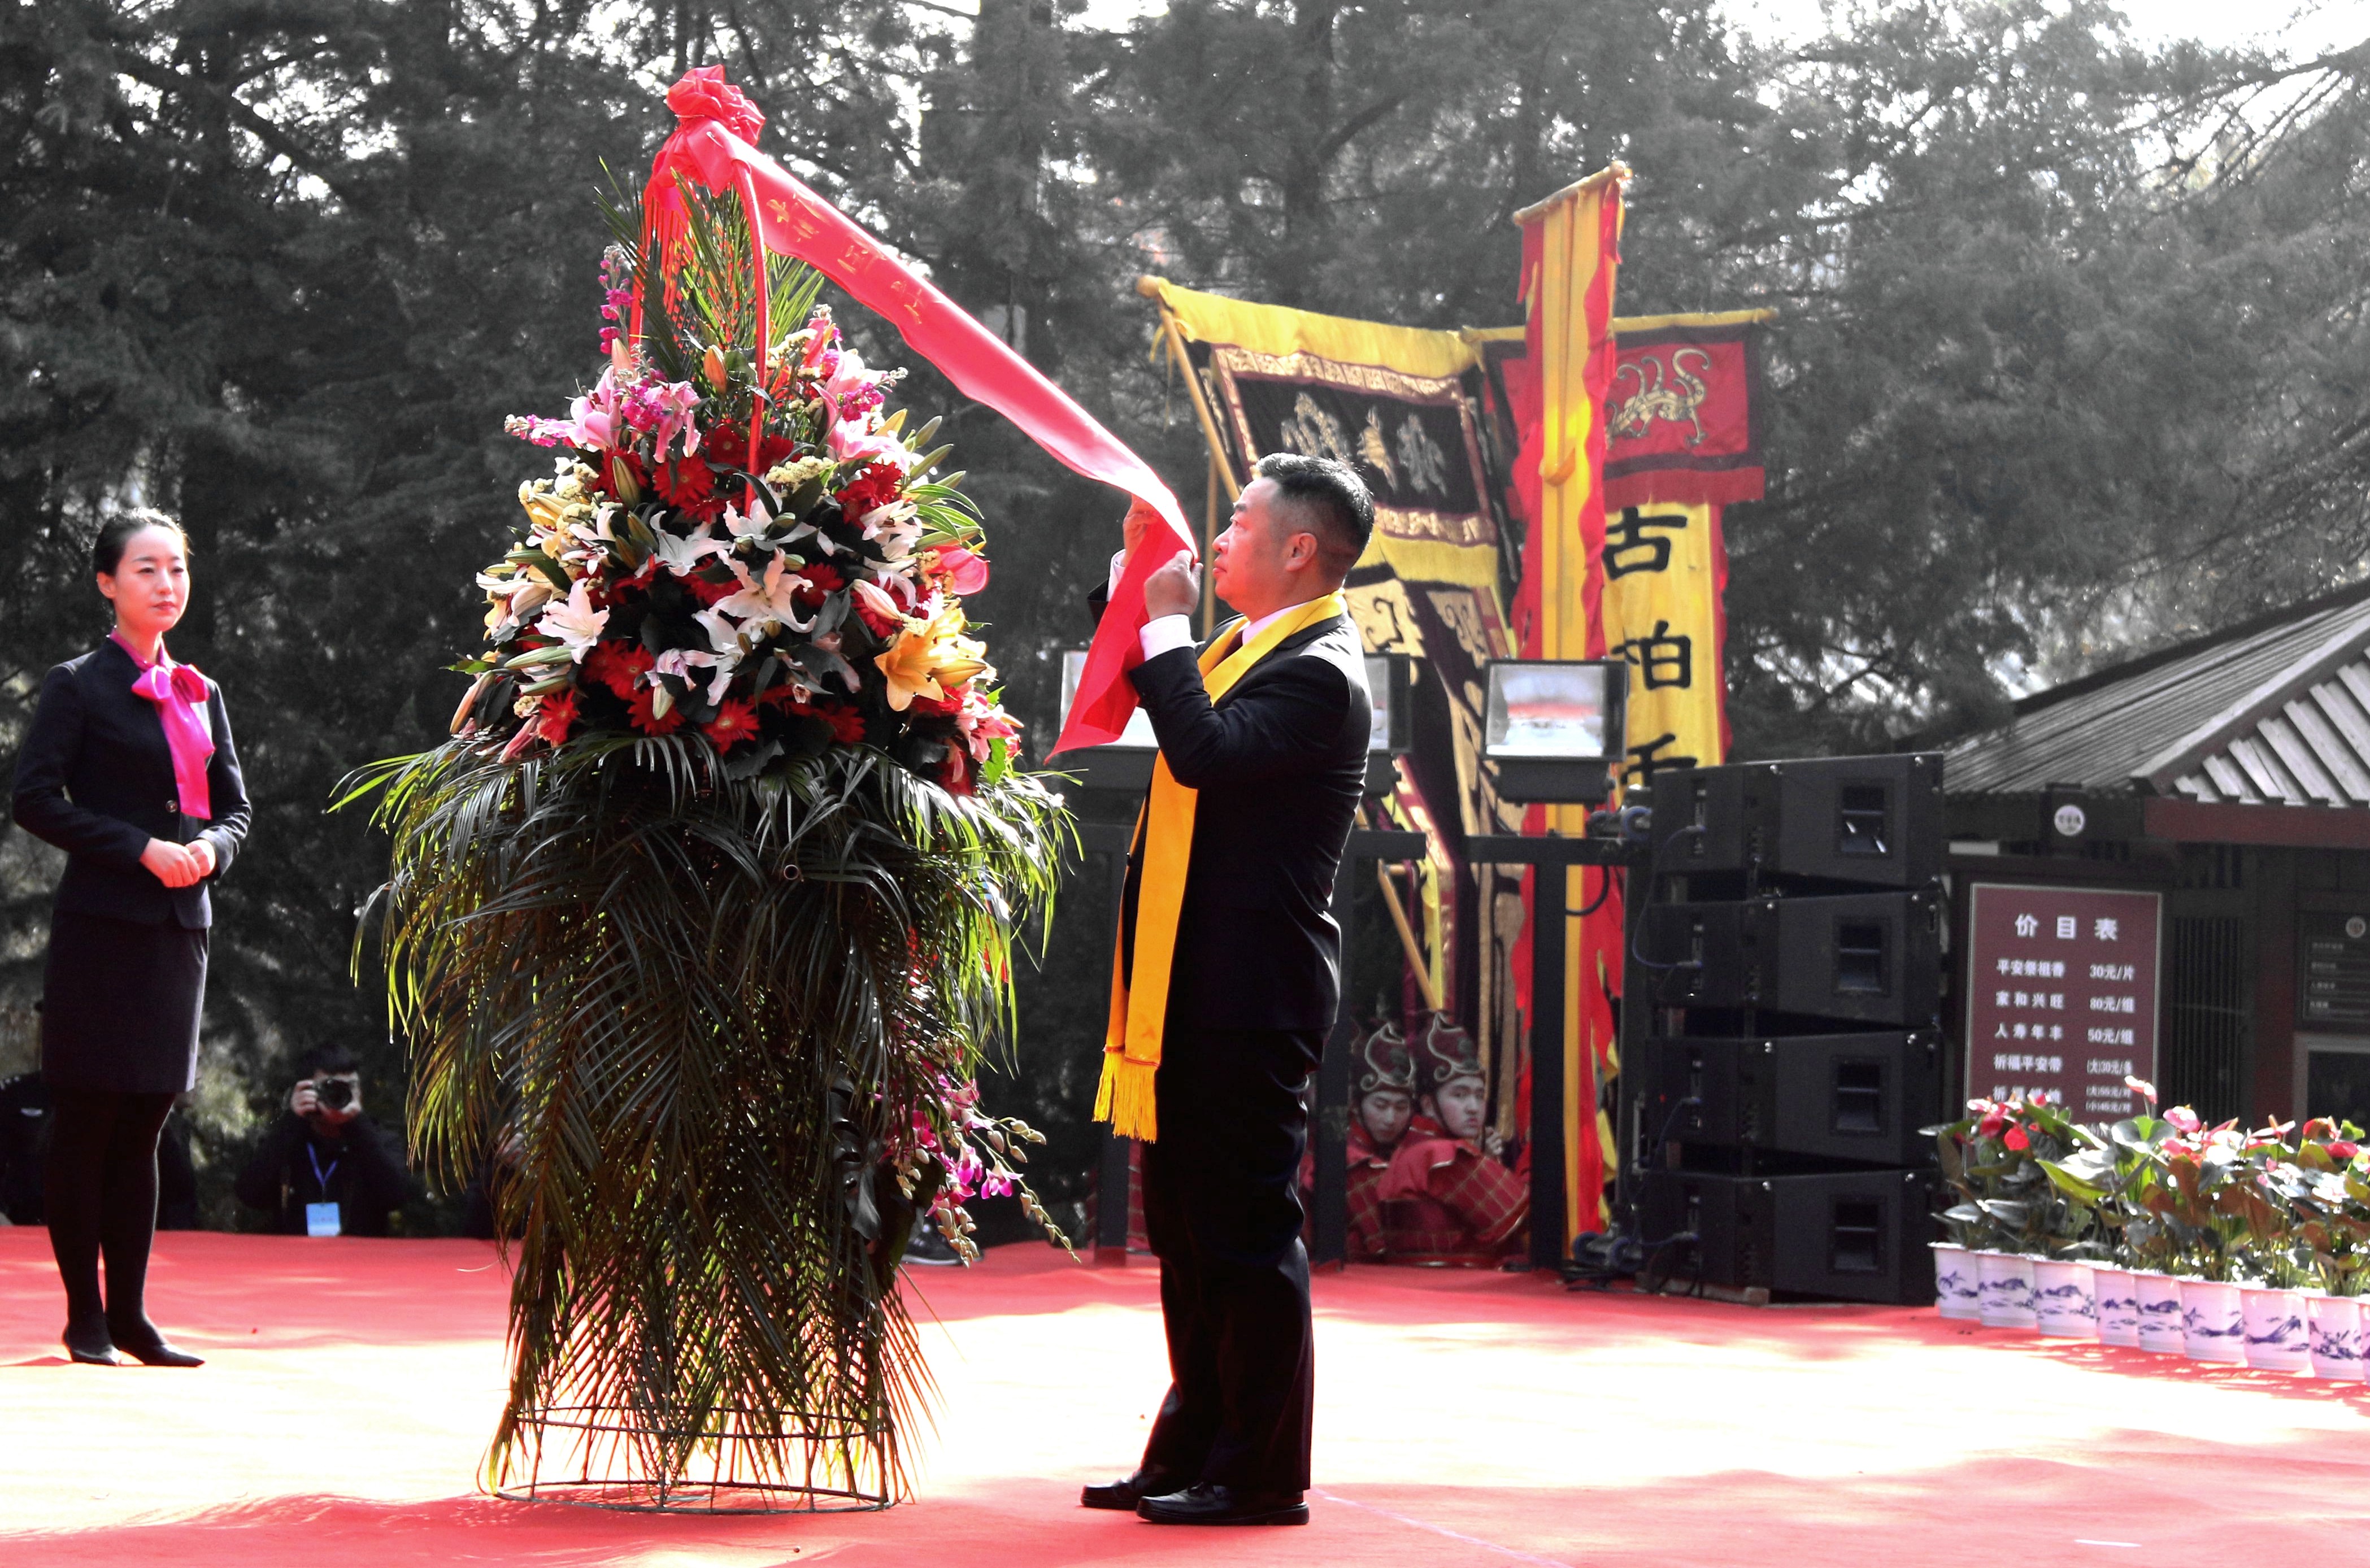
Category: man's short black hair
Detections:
[{"x1": 1254, "y1": 452, "x2": 1374, "y2": 578}]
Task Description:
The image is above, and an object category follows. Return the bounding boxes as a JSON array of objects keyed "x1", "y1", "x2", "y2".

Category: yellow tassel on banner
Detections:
[{"x1": 1093, "y1": 1051, "x2": 1160, "y2": 1142}]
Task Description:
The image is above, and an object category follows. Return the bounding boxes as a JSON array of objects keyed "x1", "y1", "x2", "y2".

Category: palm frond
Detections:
[{"x1": 347, "y1": 737, "x2": 1071, "y2": 1501}]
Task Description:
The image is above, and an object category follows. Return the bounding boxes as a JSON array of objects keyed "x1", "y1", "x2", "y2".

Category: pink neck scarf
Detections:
[{"x1": 112, "y1": 632, "x2": 214, "y2": 820}]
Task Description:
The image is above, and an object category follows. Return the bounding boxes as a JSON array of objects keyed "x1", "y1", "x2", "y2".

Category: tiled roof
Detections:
[{"x1": 1942, "y1": 583, "x2": 2370, "y2": 805}]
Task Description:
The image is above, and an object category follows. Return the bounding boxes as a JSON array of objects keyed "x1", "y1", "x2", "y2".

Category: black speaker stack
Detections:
[{"x1": 1628, "y1": 753, "x2": 1946, "y2": 1304}]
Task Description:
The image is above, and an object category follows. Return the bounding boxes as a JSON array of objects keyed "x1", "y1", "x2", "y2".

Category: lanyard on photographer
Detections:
[{"x1": 307, "y1": 1142, "x2": 340, "y2": 1196}]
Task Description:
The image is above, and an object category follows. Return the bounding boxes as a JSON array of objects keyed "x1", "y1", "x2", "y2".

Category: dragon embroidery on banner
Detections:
[{"x1": 1608, "y1": 349, "x2": 1712, "y2": 446}]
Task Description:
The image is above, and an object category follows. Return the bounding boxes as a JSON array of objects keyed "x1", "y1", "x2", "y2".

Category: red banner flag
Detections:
[
  {"x1": 643, "y1": 68, "x2": 1191, "y2": 755},
  {"x1": 1602, "y1": 312, "x2": 1769, "y2": 511}
]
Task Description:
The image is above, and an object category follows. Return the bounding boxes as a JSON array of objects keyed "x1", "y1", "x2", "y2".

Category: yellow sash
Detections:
[{"x1": 1095, "y1": 592, "x2": 1350, "y2": 1141}]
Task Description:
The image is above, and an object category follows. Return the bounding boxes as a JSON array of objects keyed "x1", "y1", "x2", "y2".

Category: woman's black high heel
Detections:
[
  {"x1": 63, "y1": 1316, "x2": 127, "y2": 1367},
  {"x1": 108, "y1": 1317, "x2": 205, "y2": 1367}
]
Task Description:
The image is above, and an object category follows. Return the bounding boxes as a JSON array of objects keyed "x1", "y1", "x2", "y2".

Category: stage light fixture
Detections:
[{"x1": 1481, "y1": 658, "x2": 1628, "y2": 803}]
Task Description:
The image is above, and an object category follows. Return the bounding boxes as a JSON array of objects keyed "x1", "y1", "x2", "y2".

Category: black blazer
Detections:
[
  {"x1": 1125, "y1": 612, "x2": 1371, "y2": 1032},
  {"x1": 11, "y1": 641, "x2": 251, "y2": 930}
]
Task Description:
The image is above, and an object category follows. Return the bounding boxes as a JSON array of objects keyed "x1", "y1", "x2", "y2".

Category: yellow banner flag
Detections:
[{"x1": 1601, "y1": 502, "x2": 1729, "y2": 777}]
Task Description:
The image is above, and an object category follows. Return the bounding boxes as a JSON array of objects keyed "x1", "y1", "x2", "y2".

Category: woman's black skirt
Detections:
[{"x1": 40, "y1": 909, "x2": 207, "y2": 1094}]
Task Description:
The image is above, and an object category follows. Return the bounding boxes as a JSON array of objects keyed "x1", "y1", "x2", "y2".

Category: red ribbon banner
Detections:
[{"x1": 645, "y1": 69, "x2": 1191, "y2": 754}]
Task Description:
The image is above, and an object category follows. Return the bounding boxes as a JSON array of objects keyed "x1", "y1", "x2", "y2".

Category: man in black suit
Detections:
[{"x1": 1082, "y1": 452, "x2": 1373, "y2": 1528}]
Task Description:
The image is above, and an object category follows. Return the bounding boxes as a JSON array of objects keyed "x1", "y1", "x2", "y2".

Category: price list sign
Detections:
[{"x1": 1964, "y1": 883, "x2": 2163, "y2": 1119}]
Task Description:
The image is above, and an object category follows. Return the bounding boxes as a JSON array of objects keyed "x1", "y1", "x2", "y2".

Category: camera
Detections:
[{"x1": 312, "y1": 1076, "x2": 356, "y2": 1112}]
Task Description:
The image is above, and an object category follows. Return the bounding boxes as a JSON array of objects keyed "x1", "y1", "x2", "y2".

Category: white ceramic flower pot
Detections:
[
  {"x1": 2307, "y1": 1293, "x2": 2365, "y2": 1380},
  {"x1": 2033, "y1": 1260, "x2": 2098, "y2": 1338},
  {"x1": 2134, "y1": 1271, "x2": 2186, "y2": 1353},
  {"x1": 1930, "y1": 1243, "x2": 1980, "y2": 1319},
  {"x1": 2092, "y1": 1267, "x2": 2139, "y2": 1348},
  {"x1": 1976, "y1": 1251, "x2": 2037, "y2": 1329},
  {"x1": 2180, "y1": 1278, "x2": 2247, "y2": 1364},
  {"x1": 2239, "y1": 1285, "x2": 2311, "y2": 1373}
]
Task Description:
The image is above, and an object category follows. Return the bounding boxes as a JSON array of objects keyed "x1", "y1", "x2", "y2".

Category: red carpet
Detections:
[{"x1": 4, "y1": 1230, "x2": 2369, "y2": 1564}]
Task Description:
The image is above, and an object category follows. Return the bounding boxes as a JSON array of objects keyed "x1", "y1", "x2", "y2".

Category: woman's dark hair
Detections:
[
  {"x1": 92, "y1": 508, "x2": 190, "y2": 578},
  {"x1": 1253, "y1": 452, "x2": 1375, "y2": 577}
]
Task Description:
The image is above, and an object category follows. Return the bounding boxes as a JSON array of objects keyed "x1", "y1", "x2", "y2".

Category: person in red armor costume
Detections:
[
  {"x1": 1378, "y1": 1015, "x2": 1527, "y2": 1264},
  {"x1": 1298, "y1": 1023, "x2": 1415, "y2": 1260}
]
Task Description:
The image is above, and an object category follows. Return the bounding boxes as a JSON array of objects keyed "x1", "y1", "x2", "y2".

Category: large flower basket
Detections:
[{"x1": 347, "y1": 80, "x2": 1065, "y2": 1510}]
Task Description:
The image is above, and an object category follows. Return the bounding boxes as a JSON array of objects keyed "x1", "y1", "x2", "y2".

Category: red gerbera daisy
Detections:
[
  {"x1": 793, "y1": 563, "x2": 845, "y2": 604},
  {"x1": 654, "y1": 457, "x2": 716, "y2": 509},
  {"x1": 815, "y1": 701, "x2": 866, "y2": 744},
  {"x1": 532, "y1": 689, "x2": 580, "y2": 747},
  {"x1": 584, "y1": 641, "x2": 654, "y2": 701},
  {"x1": 834, "y1": 461, "x2": 903, "y2": 520},
  {"x1": 628, "y1": 685, "x2": 686, "y2": 736},
  {"x1": 702, "y1": 697, "x2": 760, "y2": 752}
]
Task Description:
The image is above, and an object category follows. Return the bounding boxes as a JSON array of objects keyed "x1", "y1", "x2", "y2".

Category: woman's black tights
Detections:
[{"x1": 45, "y1": 1088, "x2": 176, "y2": 1347}]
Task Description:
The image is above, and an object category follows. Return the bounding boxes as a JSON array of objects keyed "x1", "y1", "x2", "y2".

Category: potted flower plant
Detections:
[
  {"x1": 1930, "y1": 1093, "x2": 2099, "y2": 1331},
  {"x1": 2277, "y1": 1119, "x2": 2370, "y2": 1379}
]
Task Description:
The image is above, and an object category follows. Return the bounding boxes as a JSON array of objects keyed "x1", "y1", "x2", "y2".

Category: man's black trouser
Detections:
[{"x1": 1137, "y1": 1025, "x2": 1323, "y2": 1495}]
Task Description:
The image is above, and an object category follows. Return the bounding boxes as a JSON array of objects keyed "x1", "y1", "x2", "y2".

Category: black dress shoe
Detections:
[
  {"x1": 63, "y1": 1322, "x2": 126, "y2": 1367},
  {"x1": 1080, "y1": 1466, "x2": 1190, "y2": 1510},
  {"x1": 111, "y1": 1333, "x2": 205, "y2": 1368},
  {"x1": 1137, "y1": 1483, "x2": 1309, "y2": 1526}
]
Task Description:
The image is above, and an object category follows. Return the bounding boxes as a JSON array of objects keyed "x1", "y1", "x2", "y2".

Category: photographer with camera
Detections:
[{"x1": 233, "y1": 1048, "x2": 410, "y2": 1237}]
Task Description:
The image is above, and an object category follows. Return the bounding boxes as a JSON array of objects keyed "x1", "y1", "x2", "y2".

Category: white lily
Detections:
[
  {"x1": 860, "y1": 500, "x2": 924, "y2": 563},
  {"x1": 649, "y1": 526, "x2": 730, "y2": 578},
  {"x1": 694, "y1": 606, "x2": 752, "y2": 657},
  {"x1": 534, "y1": 579, "x2": 610, "y2": 663},
  {"x1": 723, "y1": 495, "x2": 773, "y2": 543},
  {"x1": 712, "y1": 553, "x2": 817, "y2": 638}
]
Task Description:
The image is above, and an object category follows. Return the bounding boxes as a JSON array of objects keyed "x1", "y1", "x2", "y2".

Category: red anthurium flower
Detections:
[
  {"x1": 1977, "y1": 1106, "x2": 2008, "y2": 1139},
  {"x1": 702, "y1": 697, "x2": 759, "y2": 752},
  {"x1": 2166, "y1": 1107, "x2": 2203, "y2": 1135},
  {"x1": 2331, "y1": 1140, "x2": 2361, "y2": 1161},
  {"x1": 2003, "y1": 1125, "x2": 2030, "y2": 1152},
  {"x1": 928, "y1": 544, "x2": 990, "y2": 595}
]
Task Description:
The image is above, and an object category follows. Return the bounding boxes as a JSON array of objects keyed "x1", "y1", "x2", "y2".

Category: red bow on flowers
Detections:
[{"x1": 664, "y1": 66, "x2": 765, "y2": 142}]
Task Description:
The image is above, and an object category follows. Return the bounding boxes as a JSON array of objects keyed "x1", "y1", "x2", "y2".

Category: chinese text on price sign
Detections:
[{"x1": 1963, "y1": 883, "x2": 2162, "y2": 1118}]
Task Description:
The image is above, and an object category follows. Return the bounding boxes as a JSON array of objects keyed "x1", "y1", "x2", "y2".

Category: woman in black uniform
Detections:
[{"x1": 11, "y1": 510, "x2": 250, "y2": 1367}]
